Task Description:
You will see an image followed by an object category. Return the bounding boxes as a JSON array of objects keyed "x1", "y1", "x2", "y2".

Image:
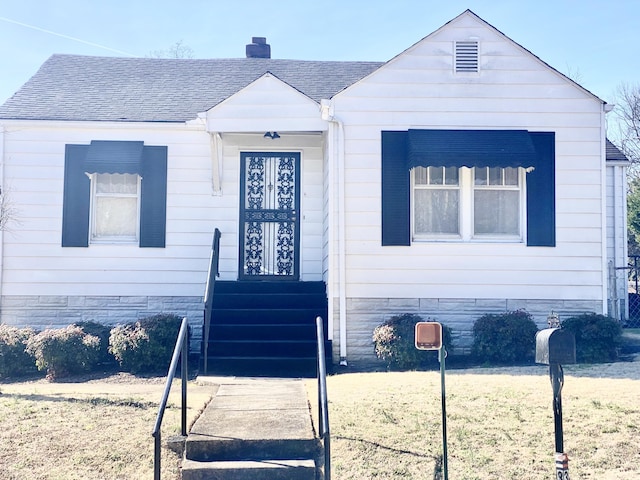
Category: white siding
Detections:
[
  {"x1": 329, "y1": 12, "x2": 605, "y2": 303},
  {"x1": 606, "y1": 163, "x2": 629, "y2": 319},
  {"x1": 0, "y1": 124, "x2": 324, "y2": 300}
]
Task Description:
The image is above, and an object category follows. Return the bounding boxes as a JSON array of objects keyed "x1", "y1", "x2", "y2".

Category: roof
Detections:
[
  {"x1": 606, "y1": 139, "x2": 631, "y2": 163},
  {"x1": 0, "y1": 55, "x2": 383, "y2": 122}
]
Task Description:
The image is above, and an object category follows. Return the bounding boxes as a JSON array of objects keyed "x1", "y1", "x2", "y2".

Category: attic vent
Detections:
[{"x1": 455, "y1": 41, "x2": 479, "y2": 73}]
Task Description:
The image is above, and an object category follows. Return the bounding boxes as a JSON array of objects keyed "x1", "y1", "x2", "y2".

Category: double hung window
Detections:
[
  {"x1": 90, "y1": 173, "x2": 141, "y2": 243},
  {"x1": 412, "y1": 166, "x2": 523, "y2": 241}
]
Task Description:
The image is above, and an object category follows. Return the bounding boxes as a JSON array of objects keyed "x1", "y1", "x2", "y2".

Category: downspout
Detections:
[{"x1": 321, "y1": 100, "x2": 348, "y2": 366}]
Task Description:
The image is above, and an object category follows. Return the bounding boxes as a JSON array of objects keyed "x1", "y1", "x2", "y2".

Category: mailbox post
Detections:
[
  {"x1": 535, "y1": 315, "x2": 576, "y2": 480},
  {"x1": 415, "y1": 322, "x2": 448, "y2": 480}
]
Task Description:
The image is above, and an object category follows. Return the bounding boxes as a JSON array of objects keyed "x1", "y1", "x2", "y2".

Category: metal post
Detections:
[
  {"x1": 550, "y1": 363, "x2": 569, "y2": 479},
  {"x1": 181, "y1": 332, "x2": 188, "y2": 437},
  {"x1": 439, "y1": 346, "x2": 448, "y2": 480}
]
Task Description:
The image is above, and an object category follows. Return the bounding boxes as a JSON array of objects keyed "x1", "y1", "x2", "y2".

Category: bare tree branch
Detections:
[{"x1": 612, "y1": 82, "x2": 640, "y2": 165}]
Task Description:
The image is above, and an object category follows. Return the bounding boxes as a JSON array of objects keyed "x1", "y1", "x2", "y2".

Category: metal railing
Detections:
[
  {"x1": 202, "y1": 228, "x2": 221, "y2": 374},
  {"x1": 152, "y1": 317, "x2": 189, "y2": 480},
  {"x1": 316, "y1": 316, "x2": 331, "y2": 480}
]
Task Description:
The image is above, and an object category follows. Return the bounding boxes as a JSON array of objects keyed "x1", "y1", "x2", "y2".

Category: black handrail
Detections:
[
  {"x1": 152, "y1": 317, "x2": 189, "y2": 480},
  {"x1": 203, "y1": 228, "x2": 221, "y2": 375},
  {"x1": 316, "y1": 316, "x2": 331, "y2": 480}
]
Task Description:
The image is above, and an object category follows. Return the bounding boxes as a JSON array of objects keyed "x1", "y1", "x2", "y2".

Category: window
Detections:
[
  {"x1": 413, "y1": 166, "x2": 460, "y2": 236},
  {"x1": 412, "y1": 166, "x2": 523, "y2": 241},
  {"x1": 381, "y1": 129, "x2": 556, "y2": 247},
  {"x1": 62, "y1": 141, "x2": 167, "y2": 248},
  {"x1": 90, "y1": 173, "x2": 141, "y2": 243},
  {"x1": 473, "y1": 167, "x2": 520, "y2": 237}
]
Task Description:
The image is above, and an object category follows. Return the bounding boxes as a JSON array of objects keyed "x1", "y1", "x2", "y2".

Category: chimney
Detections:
[{"x1": 246, "y1": 37, "x2": 271, "y2": 59}]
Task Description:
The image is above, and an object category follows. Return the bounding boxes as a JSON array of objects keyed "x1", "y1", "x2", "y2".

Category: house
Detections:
[{"x1": 0, "y1": 10, "x2": 629, "y2": 368}]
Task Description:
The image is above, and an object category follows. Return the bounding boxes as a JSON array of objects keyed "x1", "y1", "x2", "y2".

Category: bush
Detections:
[
  {"x1": 109, "y1": 314, "x2": 184, "y2": 374},
  {"x1": 472, "y1": 310, "x2": 538, "y2": 365},
  {"x1": 561, "y1": 313, "x2": 622, "y2": 363},
  {"x1": 25, "y1": 325, "x2": 100, "y2": 381},
  {"x1": 0, "y1": 325, "x2": 38, "y2": 378},
  {"x1": 74, "y1": 321, "x2": 118, "y2": 368},
  {"x1": 373, "y1": 313, "x2": 453, "y2": 370}
]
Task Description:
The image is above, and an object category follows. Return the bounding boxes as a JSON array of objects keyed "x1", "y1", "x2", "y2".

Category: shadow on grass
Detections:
[
  {"x1": 0, "y1": 392, "x2": 159, "y2": 408},
  {"x1": 334, "y1": 434, "x2": 432, "y2": 458}
]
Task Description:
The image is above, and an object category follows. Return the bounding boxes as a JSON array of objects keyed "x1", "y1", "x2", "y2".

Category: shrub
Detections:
[
  {"x1": 25, "y1": 325, "x2": 100, "y2": 381},
  {"x1": 0, "y1": 325, "x2": 38, "y2": 378},
  {"x1": 561, "y1": 313, "x2": 622, "y2": 363},
  {"x1": 472, "y1": 310, "x2": 538, "y2": 365},
  {"x1": 373, "y1": 313, "x2": 453, "y2": 370},
  {"x1": 74, "y1": 321, "x2": 118, "y2": 368},
  {"x1": 109, "y1": 314, "x2": 184, "y2": 374}
]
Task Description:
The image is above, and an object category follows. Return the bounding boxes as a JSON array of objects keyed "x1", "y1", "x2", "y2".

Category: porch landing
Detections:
[{"x1": 181, "y1": 376, "x2": 320, "y2": 480}]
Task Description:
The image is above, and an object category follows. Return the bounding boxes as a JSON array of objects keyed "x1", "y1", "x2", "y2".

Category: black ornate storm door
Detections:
[{"x1": 239, "y1": 152, "x2": 301, "y2": 280}]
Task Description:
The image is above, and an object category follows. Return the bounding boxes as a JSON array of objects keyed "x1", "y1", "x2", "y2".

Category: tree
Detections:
[
  {"x1": 147, "y1": 40, "x2": 194, "y2": 59},
  {"x1": 612, "y1": 83, "x2": 640, "y2": 167},
  {"x1": 627, "y1": 176, "x2": 640, "y2": 256}
]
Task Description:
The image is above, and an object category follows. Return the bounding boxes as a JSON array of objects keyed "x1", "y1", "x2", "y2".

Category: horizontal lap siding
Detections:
[
  {"x1": 2, "y1": 126, "x2": 325, "y2": 297},
  {"x1": 2, "y1": 125, "x2": 218, "y2": 296},
  {"x1": 332, "y1": 18, "x2": 605, "y2": 303}
]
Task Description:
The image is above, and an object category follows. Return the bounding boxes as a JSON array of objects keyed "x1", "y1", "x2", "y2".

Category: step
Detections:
[
  {"x1": 213, "y1": 293, "x2": 327, "y2": 309},
  {"x1": 185, "y1": 380, "x2": 318, "y2": 461},
  {"x1": 208, "y1": 340, "x2": 317, "y2": 357},
  {"x1": 203, "y1": 356, "x2": 320, "y2": 377},
  {"x1": 211, "y1": 324, "x2": 316, "y2": 341},
  {"x1": 211, "y1": 309, "x2": 326, "y2": 325},
  {"x1": 181, "y1": 458, "x2": 316, "y2": 480},
  {"x1": 214, "y1": 281, "x2": 326, "y2": 295}
]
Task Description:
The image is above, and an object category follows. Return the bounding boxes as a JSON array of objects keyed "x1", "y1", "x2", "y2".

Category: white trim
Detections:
[
  {"x1": 0, "y1": 126, "x2": 4, "y2": 300},
  {"x1": 601, "y1": 107, "x2": 609, "y2": 315},
  {"x1": 210, "y1": 132, "x2": 223, "y2": 195}
]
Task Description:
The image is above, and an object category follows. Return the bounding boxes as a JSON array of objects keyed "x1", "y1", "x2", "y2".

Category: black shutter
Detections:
[
  {"x1": 139, "y1": 146, "x2": 168, "y2": 248},
  {"x1": 381, "y1": 131, "x2": 410, "y2": 246},
  {"x1": 526, "y1": 132, "x2": 556, "y2": 247},
  {"x1": 61, "y1": 144, "x2": 90, "y2": 247}
]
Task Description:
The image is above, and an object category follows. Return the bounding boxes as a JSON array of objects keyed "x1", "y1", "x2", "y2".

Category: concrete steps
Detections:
[{"x1": 182, "y1": 377, "x2": 321, "y2": 480}]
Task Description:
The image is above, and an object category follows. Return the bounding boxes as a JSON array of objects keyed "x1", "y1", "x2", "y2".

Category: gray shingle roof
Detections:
[
  {"x1": 606, "y1": 139, "x2": 630, "y2": 162},
  {"x1": 0, "y1": 54, "x2": 383, "y2": 122}
]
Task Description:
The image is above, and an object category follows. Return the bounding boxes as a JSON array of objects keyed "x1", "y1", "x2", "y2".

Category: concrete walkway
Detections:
[{"x1": 181, "y1": 376, "x2": 319, "y2": 480}]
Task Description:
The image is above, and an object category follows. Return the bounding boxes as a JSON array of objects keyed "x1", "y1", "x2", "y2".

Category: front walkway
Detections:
[{"x1": 181, "y1": 376, "x2": 319, "y2": 479}]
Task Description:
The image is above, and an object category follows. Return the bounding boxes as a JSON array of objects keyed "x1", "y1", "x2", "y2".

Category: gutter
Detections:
[{"x1": 321, "y1": 100, "x2": 348, "y2": 366}]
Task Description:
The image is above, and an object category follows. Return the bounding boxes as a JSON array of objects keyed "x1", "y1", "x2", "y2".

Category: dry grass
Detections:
[
  {"x1": 308, "y1": 362, "x2": 640, "y2": 480},
  {"x1": 0, "y1": 373, "x2": 213, "y2": 480}
]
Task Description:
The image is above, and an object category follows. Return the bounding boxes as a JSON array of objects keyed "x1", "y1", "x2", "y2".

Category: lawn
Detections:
[
  {"x1": 1, "y1": 362, "x2": 638, "y2": 480},
  {"x1": 308, "y1": 361, "x2": 640, "y2": 480},
  {"x1": 0, "y1": 373, "x2": 213, "y2": 480}
]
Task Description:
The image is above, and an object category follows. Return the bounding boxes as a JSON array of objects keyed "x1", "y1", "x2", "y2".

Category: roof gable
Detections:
[
  {"x1": 205, "y1": 72, "x2": 328, "y2": 132},
  {"x1": 334, "y1": 9, "x2": 604, "y2": 105}
]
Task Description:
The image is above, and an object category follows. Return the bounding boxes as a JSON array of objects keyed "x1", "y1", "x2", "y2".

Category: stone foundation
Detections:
[
  {"x1": 332, "y1": 297, "x2": 603, "y2": 367},
  {"x1": 0, "y1": 295, "x2": 204, "y2": 352}
]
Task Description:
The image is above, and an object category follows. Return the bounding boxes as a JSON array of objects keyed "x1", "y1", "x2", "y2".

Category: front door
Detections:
[{"x1": 239, "y1": 152, "x2": 301, "y2": 280}]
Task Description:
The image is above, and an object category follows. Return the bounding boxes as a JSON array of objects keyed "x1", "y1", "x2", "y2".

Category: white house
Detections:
[{"x1": 0, "y1": 10, "x2": 628, "y2": 367}]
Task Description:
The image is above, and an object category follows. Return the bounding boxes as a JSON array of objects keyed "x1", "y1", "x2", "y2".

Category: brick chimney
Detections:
[{"x1": 246, "y1": 37, "x2": 271, "y2": 59}]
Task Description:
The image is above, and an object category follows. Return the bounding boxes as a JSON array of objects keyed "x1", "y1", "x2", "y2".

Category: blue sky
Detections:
[{"x1": 0, "y1": 0, "x2": 638, "y2": 106}]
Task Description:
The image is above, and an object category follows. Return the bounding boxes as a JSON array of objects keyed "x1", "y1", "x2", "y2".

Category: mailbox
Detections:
[
  {"x1": 535, "y1": 328, "x2": 576, "y2": 365},
  {"x1": 415, "y1": 322, "x2": 442, "y2": 350}
]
